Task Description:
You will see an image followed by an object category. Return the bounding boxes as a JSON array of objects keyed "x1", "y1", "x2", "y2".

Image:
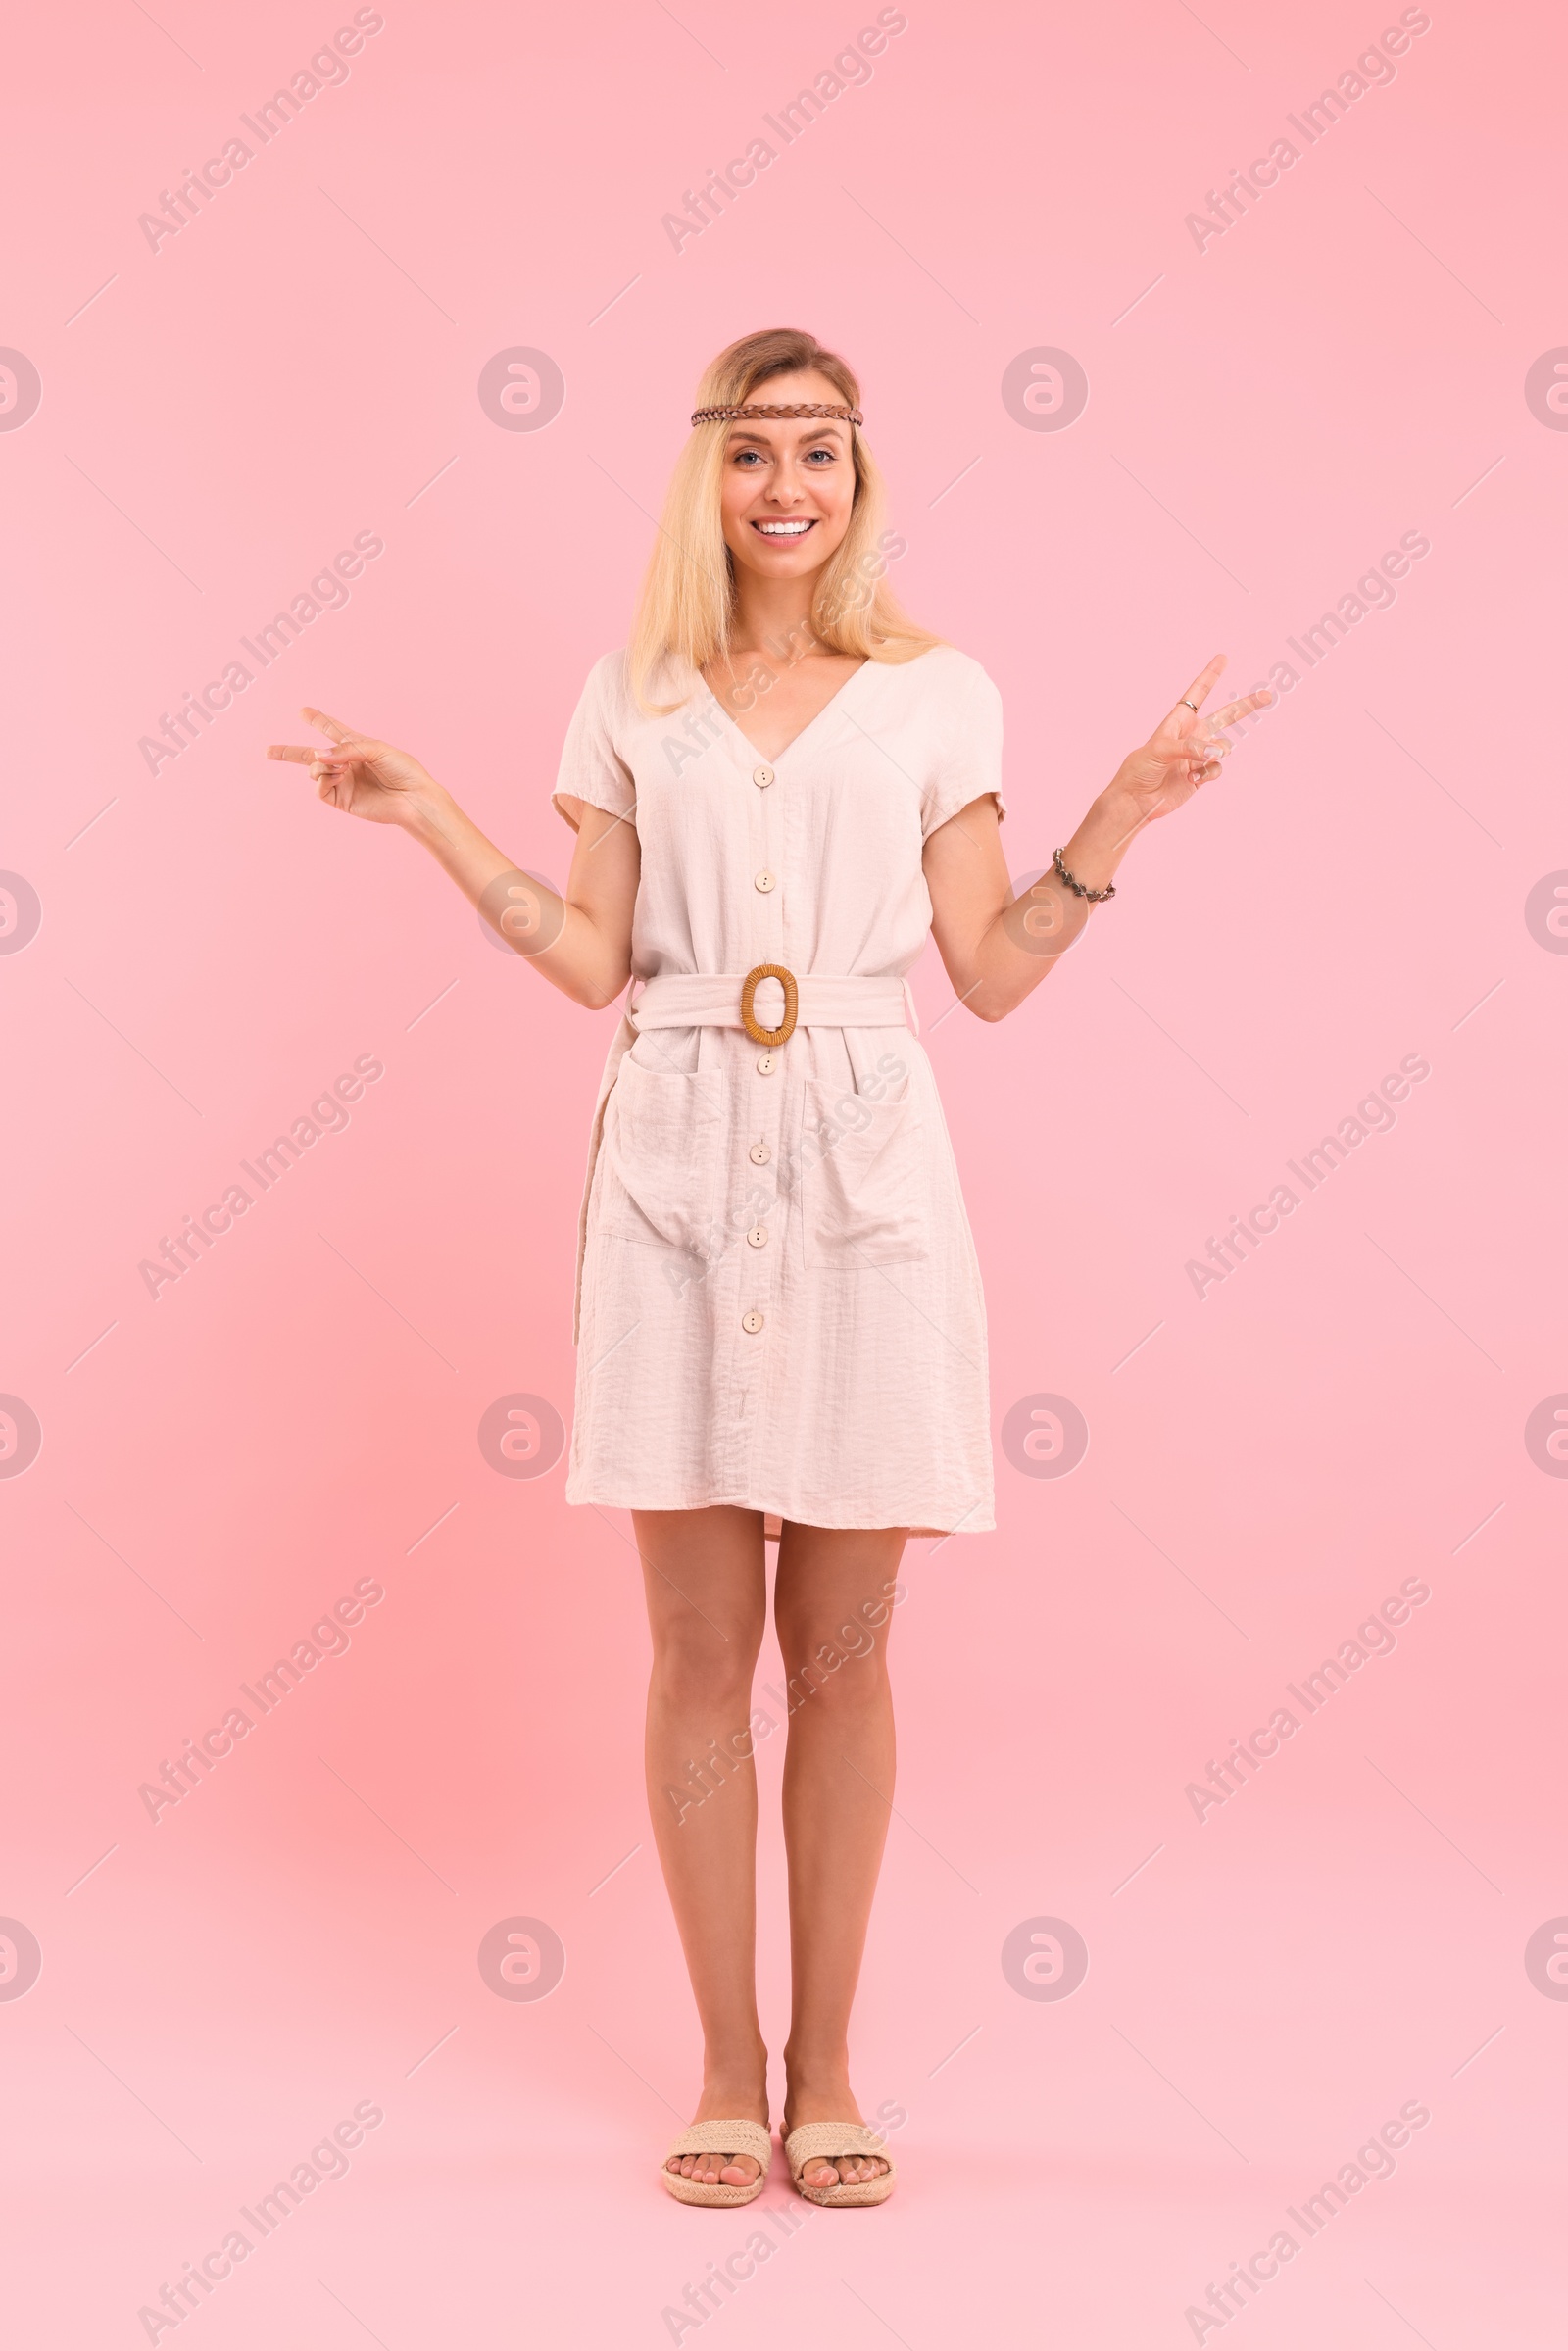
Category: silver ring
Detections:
[{"x1": 1180, "y1": 698, "x2": 1199, "y2": 710}]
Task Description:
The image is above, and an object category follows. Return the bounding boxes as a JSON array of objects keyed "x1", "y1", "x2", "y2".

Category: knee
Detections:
[
  {"x1": 777, "y1": 1624, "x2": 888, "y2": 1713},
  {"x1": 652, "y1": 1622, "x2": 760, "y2": 1714}
]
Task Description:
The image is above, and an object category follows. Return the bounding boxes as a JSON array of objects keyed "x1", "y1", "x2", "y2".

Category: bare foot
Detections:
[
  {"x1": 782, "y1": 2076, "x2": 890, "y2": 2191},
  {"x1": 665, "y1": 2076, "x2": 771, "y2": 2189}
]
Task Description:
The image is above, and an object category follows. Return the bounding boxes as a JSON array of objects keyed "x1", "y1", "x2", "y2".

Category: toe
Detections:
[
  {"x1": 720, "y1": 2155, "x2": 760, "y2": 2185},
  {"x1": 803, "y1": 2158, "x2": 840, "y2": 2187}
]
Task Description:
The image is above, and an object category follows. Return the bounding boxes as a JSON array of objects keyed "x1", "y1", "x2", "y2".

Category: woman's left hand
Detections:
[{"x1": 1106, "y1": 655, "x2": 1272, "y2": 829}]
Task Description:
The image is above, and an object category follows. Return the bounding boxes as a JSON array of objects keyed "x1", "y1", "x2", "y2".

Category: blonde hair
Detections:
[{"x1": 627, "y1": 327, "x2": 940, "y2": 711}]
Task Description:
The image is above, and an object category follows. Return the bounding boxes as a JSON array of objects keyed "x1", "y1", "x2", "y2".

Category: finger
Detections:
[
  {"x1": 300, "y1": 706, "x2": 363, "y2": 747},
  {"x1": 1169, "y1": 732, "x2": 1227, "y2": 765},
  {"x1": 1208, "y1": 689, "x2": 1273, "y2": 729},
  {"x1": 1173, "y1": 653, "x2": 1228, "y2": 717},
  {"x1": 268, "y1": 743, "x2": 320, "y2": 763}
]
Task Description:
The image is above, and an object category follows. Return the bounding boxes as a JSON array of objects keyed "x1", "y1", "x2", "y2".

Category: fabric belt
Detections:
[{"x1": 628, "y1": 971, "x2": 915, "y2": 1034}]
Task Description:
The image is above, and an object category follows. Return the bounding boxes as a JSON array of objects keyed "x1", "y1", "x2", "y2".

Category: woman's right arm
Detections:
[{"x1": 268, "y1": 705, "x2": 637, "y2": 1010}]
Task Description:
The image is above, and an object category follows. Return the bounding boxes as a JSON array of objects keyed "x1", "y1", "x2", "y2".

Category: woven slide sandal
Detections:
[
  {"x1": 784, "y1": 2121, "x2": 897, "y2": 2208},
  {"x1": 660, "y1": 2118, "x2": 774, "y2": 2207}
]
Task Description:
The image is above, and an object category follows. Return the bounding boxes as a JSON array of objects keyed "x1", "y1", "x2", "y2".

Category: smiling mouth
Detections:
[{"x1": 751, "y1": 517, "x2": 817, "y2": 540}]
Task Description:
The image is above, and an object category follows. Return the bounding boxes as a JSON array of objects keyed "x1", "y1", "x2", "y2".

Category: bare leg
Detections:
[
  {"x1": 635, "y1": 1505, "x2": 770, "y2": 2188},
  {"x1": 774, "y1": 1522, "x2": 906, "y2": 2190}
]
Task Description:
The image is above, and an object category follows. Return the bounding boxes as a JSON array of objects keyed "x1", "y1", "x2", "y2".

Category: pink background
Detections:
[{"x1": 4, "y1": 0, "x2": 1564, "y2": 2341}]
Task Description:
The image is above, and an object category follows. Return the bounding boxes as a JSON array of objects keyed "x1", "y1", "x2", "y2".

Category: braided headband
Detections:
[{"x1": 691, "y1": 401, "x2": 863, "y2": 427}]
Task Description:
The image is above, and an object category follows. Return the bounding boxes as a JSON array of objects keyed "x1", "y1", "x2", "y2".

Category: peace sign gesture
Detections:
[
  {"x1": 1108, "y1": 656, "x2": 1272, "y2": 829},
  {"x1": 266, "y1": 708, "x2": 438, "y2": 826}
]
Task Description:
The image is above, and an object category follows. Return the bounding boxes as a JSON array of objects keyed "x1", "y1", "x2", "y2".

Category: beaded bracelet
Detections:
[{"x1": 1053, "y1": 844, "x2": 1117, "y2": 903}]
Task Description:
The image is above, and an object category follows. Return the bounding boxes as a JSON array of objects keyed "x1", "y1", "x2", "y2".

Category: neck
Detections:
[{"x1": 727, "y1": 565, "x2": 824, "y2": 663}]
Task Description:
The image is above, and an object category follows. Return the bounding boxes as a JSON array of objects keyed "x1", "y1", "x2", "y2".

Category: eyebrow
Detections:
[{"x1": 725, "y1": 425, "x2": 846, "y2": 449}]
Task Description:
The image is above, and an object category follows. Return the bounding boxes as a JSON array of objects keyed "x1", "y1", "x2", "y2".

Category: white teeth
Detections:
[{"x1": 757, "y1": 520, "x2": 811, "y2": 534}]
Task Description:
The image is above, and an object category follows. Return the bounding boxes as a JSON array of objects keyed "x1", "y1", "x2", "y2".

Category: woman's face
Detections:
[{"x1": 717, "y1": 369, "x2": 858, "y2": 588}]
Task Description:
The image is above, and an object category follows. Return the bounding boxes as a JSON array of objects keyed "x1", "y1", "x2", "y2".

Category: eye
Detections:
[
  {"x1": 731, "y1": 448, "x2": 766, "y2": 465},
  {"x1": 804, "y1": 447, "x2": 837, "y2": 464}
]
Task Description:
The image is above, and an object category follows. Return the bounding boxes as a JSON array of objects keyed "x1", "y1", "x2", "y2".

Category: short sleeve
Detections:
[
  {"x1": 921, "y1": 652, "x2": 1006, "y2": 839},
  {"x1": 552, "y1": 652, "x2": 637, "y2": 834}
]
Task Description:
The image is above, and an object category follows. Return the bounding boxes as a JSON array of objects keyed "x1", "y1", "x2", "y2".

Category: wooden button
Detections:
[
  {"x1": 754, "y1": 869, "x2": 776, "y2": 893},
  {"x1": 742, "y1": 1309, "x2": 764, "y2": 1334},
  {"x1": 749, "y1": 1143, "x2": 770, "y2": 1165},
  {"x1": 747, "y1": 1224, "x2": 768, "y2": 1249},
  {"x1": 756, "y1": 1052, "x2": 777, "y2": 1075},
  {"x1": 753, "y1": 765, "x2": 774, "y2": 788}
]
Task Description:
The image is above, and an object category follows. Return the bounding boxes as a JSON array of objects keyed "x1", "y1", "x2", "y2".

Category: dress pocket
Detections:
[
  {"x1": 599, "y1": 1056, "x2": 727, "y2": 1256},
  {"x1": 800, "y1": 1075, "x2": 928, "y2": 1270}
]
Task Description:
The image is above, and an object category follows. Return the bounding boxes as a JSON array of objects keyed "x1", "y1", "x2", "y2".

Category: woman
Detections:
[{"x1": 268, "y1": 327, "x2": 1268, "y2": 2209}]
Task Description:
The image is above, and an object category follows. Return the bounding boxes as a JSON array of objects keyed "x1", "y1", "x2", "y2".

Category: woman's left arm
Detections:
[{"x1": 923, "y1": 656, "x2": 1272, "y2": 1022}]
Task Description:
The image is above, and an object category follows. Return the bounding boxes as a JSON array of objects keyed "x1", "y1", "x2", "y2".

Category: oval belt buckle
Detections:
[{"x1": 740, "y1": 962, "x2": 798, "y2": 1048}]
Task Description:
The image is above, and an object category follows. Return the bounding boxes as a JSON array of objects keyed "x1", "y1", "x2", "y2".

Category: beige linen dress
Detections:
[{"x1": 552, "y1": 643, "x2": 1005, "y2": 1536}]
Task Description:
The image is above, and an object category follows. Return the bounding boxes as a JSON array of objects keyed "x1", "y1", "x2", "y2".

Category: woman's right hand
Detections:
[
  {"x1": 266, "y1": 700, "x2": 638, "y2": 1010},
  {"x1": 267, "y1": 707, "x2": 440, "y2": 826}
]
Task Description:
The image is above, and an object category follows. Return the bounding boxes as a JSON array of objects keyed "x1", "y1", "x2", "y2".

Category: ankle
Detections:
[
  {"x1": 782, "y1": 2047, "x2": 853, "y2": 2095},
  {"x1": 702, "y1": 2039, "x2": 768, "y2": 2091}
]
